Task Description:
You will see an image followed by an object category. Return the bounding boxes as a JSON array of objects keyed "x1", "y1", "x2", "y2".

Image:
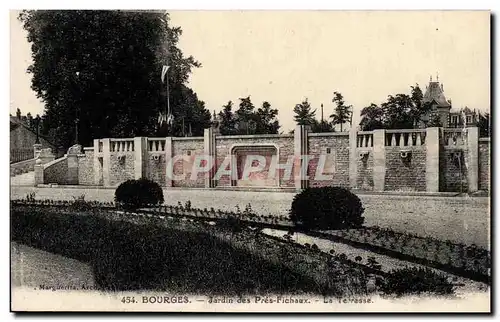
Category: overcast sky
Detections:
[{"x1": 10, "y1": 10, "x2": 490, "y2": 132}]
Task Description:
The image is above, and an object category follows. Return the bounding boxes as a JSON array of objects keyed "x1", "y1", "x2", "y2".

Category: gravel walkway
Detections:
[
  {"x1": 10, "y1": 242, "x2": 95, "y2": 290},
  {"x1": 10, "y1": 186, "x2": 490, "y2": 248}
]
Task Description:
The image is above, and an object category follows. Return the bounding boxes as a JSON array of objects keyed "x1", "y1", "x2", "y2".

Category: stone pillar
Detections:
[
  {"x1": 66, "y1": 144, "x2": 82, "y2": 185},
  {"x1": 349, "y1": 129, "x2": 358, "y2": 188},
  {"x1": 93, "y1": 139, "x2": 101, "y2": 185},
  {"x1": 372, "y1": 130, "x2": 386, "y2": 191},
  {"x1": 133, "y1": 137, "x2": 148, "y2": 180},
  {"x1": 37, "y1": 148, "x2": 55, "y2": 164},
  {"x1": 426, "y1": 127, "x2": 441, "y2": 192},
  {"x1": 164, "y1": 137, "x2": 173, "y2": 187},
  {"x1": 34, "y1": 159, "x2": 44, "y2": 186},
  {"x1": 294, "y1": 125, "x2": 309, "y2": 191},
  {"x1": 204, "y1": 128, "x2": 216, "y2": 188},
  {"x1": 33, "y1": 143, "x2": 42, "y2": 159},
  {"x1": 467, "y1": 127, "x2": 479, "y2": 192},
  {"x1": 102, "y1": 138, "x2": 111, "y2": 187}
]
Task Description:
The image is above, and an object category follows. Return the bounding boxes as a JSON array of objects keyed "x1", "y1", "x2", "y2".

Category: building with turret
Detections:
[{"x1": 420, "y1": 75, "x2": 478, "y2": 128}]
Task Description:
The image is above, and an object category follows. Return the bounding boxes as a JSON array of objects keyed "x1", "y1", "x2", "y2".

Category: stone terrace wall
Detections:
[
  {"x1": 355, "y1": 132, "x2": 374, "y2": 190},
  {"x1": 44, "y1": 156, "x2": 68, "y2": 185},
  {"x1": 146, "y1": 138, "x2": 168, "y2": 187},
  {"x1": 479, "y1": 138, "x2": 490, "y2": 191},
  {"x1": 439, "y1": 130, "x2": 469, "y2": 192},
  {"x1": 78, "y1": 148, "x2": 95, "y2": 186},
  {"x1": 172, "y1": 137, "x2": 205, "y2": 188},
  {"x1": 46, "y1": 126, "x2": 486, "y2": 194},
  {"x1": 214, "y1": 134, "x2": 295, "y2": 188},
  {"x1": 109, "y1": 151, "x2": 135, "y2": 186},
  {"x1": 108, "y1": 139, "x2": 135, "y2": 187},
  {"x1": 307, "y1": 133, "x2": 350, "y2": 188},
  {"x1": 383, "y1": 130, "x2": 427, "y2": 192},
  {"x1": 385, "y1": 146, "x2": 426, "y2": 191}
]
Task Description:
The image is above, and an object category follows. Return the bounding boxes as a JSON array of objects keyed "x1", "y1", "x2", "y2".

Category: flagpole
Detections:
[
  {"x1": 166, "y1": 67, "x2": 171, "y2": 136},
  {"x1": 160, "y1": 65, "x2": 171, "y2": 136},
  {"x1": 166, "y1": 69, "x2": 170, "y2": 117}
]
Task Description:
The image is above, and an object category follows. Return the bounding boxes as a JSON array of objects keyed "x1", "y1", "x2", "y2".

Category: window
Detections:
[
  {"x1": 186, "y1": 150, "x2": 192, "y2": 156},
  {"x1": 466, "y1": 115, "x2": 473, "y2": 124},
  {"x1": 326, "y1": 147, "x2": 331, "y2": 154},
  {"x1": 451, "y1": 115, "x2": 459, "y2": 124}
]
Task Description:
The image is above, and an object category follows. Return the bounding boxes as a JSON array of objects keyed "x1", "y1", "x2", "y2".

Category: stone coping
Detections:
[
  {"x1": 43, "y1": 155, "x2": 67, "y2": 169},
  {"x1": 384, "y1": 145, "x2": 427, "y2": 150},
  {"x1": 308, "y1": 132, "x2": 349, "y2": 137},
  {"x1": 215, "y1": 134, "x2": 293, "y2": 140},
  {"x1": 171, "y1": 136, "x2": 204, "y2": 141},
  {"x1": 10, "y1": 158, "x2": 36, "y2": 167}
]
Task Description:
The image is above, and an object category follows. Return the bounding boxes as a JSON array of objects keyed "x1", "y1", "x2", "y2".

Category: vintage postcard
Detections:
[{"x1": 10, "y1": 10, "x2": 491, "y2": 313}]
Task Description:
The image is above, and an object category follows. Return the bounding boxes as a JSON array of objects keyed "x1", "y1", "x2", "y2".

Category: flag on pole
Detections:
[
  {"x1": 158, "y1": 111, "x2": 167, "y2": 127},
  {"x1": 167, "y1": 113, "x2": 174, "y2": 125},
  {"x1": 161, "y1": 65, "x2": 170, "y2": 83}
]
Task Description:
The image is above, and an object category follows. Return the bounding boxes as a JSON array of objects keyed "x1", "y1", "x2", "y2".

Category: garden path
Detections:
[
  {"x1": 261, "y1": 228, "x2": 489, "y2": 298},
  {"x1": 11, "y1": 186, "x2": 490, "y2": 248}
]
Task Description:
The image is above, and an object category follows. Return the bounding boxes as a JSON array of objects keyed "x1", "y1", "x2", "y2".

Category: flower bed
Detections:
[
  {"x1": 320, "y1": 226, "x2": 490, "y2": 283},
  {"x1": 10, "y1": 200, "x2": 367, "y2": 296},
  {"x1": 11, "y1": 197, "x2": 479, "y2": 292},
  {"x1": 10, "y1": 198, "x2": 293, "y2": 227}
]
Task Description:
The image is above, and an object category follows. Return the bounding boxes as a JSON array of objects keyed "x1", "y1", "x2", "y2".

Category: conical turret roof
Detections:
[{"x1": 423, "y1": 77, "x2": 451, "y2": 108}]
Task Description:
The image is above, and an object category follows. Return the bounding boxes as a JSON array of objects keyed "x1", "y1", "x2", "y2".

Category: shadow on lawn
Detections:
[{"x1": 11, "y1": 210, "x2": 327, "y2": 295}]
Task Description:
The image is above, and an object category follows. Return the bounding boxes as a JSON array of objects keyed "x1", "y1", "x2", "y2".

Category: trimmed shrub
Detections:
[
  {"x1": 381, "y1": 267, "x2": 454, "y2": 296},
  {"x1": 289, "y1": 186, "x2": 364, "y2": 230},
  {"x1": 114, "y1": 178, "x2": 164, "y2": 209},
  {"x1": 70, "y1": 194, "x2": 93, "y2": 212}
]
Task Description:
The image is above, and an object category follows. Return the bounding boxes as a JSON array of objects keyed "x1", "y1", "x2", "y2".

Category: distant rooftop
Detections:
[{"x1": 423, "y1": 76, "x2": 451, "y2": 108}]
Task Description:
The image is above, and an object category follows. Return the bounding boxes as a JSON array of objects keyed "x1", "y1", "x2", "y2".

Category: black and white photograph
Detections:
[{"x1": 9, "y1": 9, "x2": 491, "y2": 313}]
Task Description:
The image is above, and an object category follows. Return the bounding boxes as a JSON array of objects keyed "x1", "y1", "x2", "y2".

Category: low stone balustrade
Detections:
[
  {"x1": 148, "y1": 138, "x2": 166, "y2": 152},
  {"x1": 385, "y1": 130, "x2": 426, "y2": 147}
]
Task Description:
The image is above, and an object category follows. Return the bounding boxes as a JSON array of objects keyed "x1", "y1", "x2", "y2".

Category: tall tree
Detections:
[
  {"x1": 236, "y1": 96, "x2": 255, "y2": 121},
  {"x1": 255, "y1": 101, "x2": 280, "y2": 134},
  {"x1": 26, "y1": 112, "x2": 34, "y2": 129},
  {"x1": 293, "y1": 98, "x2": 316, "y2": 126},
  {"x1": 359, "y1": 103, "x2": 384, "y2": 131},
  {"x1": 381, "y1": 94, "x2": 415, "y2": 129},
  {"x1": 330, "y1": 91, "x2": 352, "y2": 132},
  {"x1": 477, "y1": 111, "x2": 490, "y2": 138},
  {"x1": 218, "y1": 101, "x2": 238, "y2": 135},
  {"x1": 358, "y1": 85, "x2": 432, "y2": 131},
  {"x1": 234, "y1": 96, "x2": 259, "y2": 134},
  {"x1": 409, "y1": 84, "x2": 432, "y2": 127},
  {"x1": 19, "y1": 10, "x2": 206, "y2": 148}
]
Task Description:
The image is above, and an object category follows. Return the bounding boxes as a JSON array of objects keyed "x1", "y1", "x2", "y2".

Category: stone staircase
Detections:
[{"x1": 10, "y1": 171, "x2": 35, "y2": 186}]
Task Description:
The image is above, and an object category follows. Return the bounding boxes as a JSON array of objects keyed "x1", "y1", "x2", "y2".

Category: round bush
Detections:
[
  {"x1": 381, "y1": 267, "x2": 454, "y2": 296},
  {"x1": 289, "y1": 186, "x2": 364, "y2": 230},
  {"x1": 115, "y1": 178, "x2": 164, "y2": 209}
]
